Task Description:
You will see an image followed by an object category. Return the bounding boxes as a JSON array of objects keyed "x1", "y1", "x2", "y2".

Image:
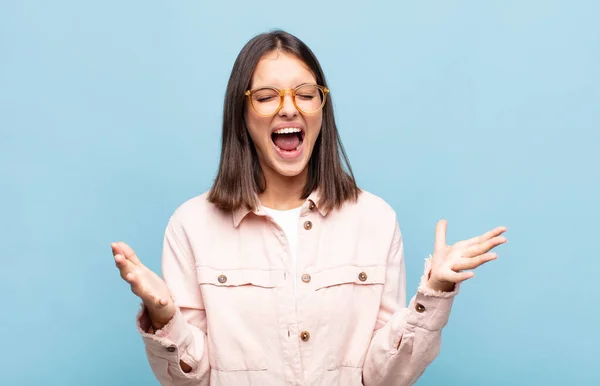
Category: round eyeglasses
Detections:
[{"x1": 245, "y1": 84, "x2": 329, "y2": 116}]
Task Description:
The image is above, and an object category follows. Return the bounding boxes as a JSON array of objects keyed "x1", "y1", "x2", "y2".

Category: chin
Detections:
[
  {"x1": 270, "y1": 158, "x2": 309, "y2": 178},
  {"x1": 274, "y1": 165, "x2": 307, "y2": 178}
]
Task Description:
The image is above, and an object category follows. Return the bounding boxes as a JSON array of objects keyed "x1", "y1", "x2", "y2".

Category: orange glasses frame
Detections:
[{"x1": 244, "y1": 84, "x2": 330, "y2": 116}]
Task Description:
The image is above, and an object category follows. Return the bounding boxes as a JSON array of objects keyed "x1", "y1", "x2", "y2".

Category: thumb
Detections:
[{"x1": 434, "y1": 219, "x2": 447, "y2": 252}]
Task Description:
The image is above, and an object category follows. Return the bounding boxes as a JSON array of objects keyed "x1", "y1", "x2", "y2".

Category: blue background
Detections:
[{"x1": 1, "y1": 1, "x2": 598, "y2": 385}]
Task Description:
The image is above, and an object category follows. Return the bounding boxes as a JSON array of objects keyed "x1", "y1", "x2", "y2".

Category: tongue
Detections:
[{"x1": 273, "y1": 133, "x2": 300, "y2": 151}]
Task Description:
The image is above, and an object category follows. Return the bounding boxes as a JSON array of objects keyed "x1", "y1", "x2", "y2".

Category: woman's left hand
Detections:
[{"x1": 427, "y1": 220, "x2": 508, "y2": 292}]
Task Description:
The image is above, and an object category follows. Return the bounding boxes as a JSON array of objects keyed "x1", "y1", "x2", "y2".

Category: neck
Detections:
[{"x1": 259, "y1": 167, "x2": 307, "y2": 210}]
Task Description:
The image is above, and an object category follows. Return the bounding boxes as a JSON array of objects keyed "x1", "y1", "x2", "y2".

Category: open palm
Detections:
[
  {"x1": 427, "y1": 220, "x2": 508, "y2": 291},
  {"x1": 111, "y1": 241, "x2": 175, "y2": 328}
]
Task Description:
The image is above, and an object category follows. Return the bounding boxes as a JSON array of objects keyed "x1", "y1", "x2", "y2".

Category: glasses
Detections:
[{"x1": 245, "y1": 84, "x2": 329, "y2": 116}]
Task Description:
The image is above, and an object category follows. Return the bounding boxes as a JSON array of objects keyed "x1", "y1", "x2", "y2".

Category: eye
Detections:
[
  {"x1": 253, "y1": 89, "x2": 279, "y2": 103},
  {"x1": 256, "y1": 95, "x2": 276, "y2": 102},
  {"x1": 297, "y1": 94, "x2": 315, "y2": 100},
  {"x1": 295, "y1": 85, "x2": 322, "y2": 101}
]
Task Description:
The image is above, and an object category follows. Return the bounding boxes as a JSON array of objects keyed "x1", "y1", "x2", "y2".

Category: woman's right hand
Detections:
[{"x1": 111, "y1": 241, "x2": 176, "y2": 330}]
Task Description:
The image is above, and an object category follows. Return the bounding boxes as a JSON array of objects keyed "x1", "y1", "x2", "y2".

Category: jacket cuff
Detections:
[
  {"x1": 136, "y1": 304, "x2": 193, "y2": 362},
  {"x1": 404, "y1": 256, "x2": 459, "y2": 331}
]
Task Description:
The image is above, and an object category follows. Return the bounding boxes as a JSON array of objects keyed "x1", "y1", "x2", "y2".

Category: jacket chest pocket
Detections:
[
  {"x1": 312, "y1": 265, "x2": 386, "y2": 370},
  {"x1": 196, "y1": 266, "x2": 282, "y2": 372}
]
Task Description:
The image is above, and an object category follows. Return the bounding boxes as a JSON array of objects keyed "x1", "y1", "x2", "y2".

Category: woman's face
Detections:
[{"x1": 244, "y1": 51, "x2": 323, "y2": 179}]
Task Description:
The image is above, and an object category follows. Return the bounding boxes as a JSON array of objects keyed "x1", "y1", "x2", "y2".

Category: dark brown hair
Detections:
[{"x1": 208, "y1": 30, "x2": 359, "y2": 212}]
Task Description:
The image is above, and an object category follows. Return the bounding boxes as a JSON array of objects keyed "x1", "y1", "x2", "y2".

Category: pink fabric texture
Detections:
[{"x1": 136, "y1": 190, "x2": 458, "y2": 385}]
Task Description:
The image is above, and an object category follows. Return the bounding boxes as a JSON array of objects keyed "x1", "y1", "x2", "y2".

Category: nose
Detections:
[{"x1": 278, "y1": 91, "x2": 298, "y2": 118}]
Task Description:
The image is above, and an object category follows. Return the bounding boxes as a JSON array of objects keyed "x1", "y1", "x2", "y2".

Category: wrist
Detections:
[
  {"x1": 427, "y1": 270, "x2": 455, "y2": 292},
  {"x1": 150, "y1": 320, "x2": 167, "y2": 331},
  {"x1": 426, "y1": 271, "x2": 455, "y2": 292},
  {"x1": 149, "y1": 313, "x2": 174, "y2": 331},
  {"x1": 426, "y1": 280, "x2": 455, "y2": 292},
  {"x1": 147, "y1": 306, "x2": 176, "y2": 331}
]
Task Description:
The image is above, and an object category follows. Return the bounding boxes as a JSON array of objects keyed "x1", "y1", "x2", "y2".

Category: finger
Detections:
[
  {"x1": 113, "y1": 253, "x2": 127, "y2": 268},
  {"x1": 117, "y1": 241, "x2": 142, "y2": 265},
  {"x1": 464, "y1": 226, "x2": 507, "y2": 247},
  {"x1": 451, "y1": 252, "x2": 497, "y2": 271},
  {"x1": 125, "y1": 271, "x2": 145, "y2": 297},
  {"x1": 115, "y1": 254, "x2": 137, "y2": 279},
  {"x1": 465, "y1": 235, "x2": 507, "y2": 257},
  {"x1": 124, "y1": 270, "x2": 167, "y2": 306},
  {"x1": 434, "y1": 219, "x2": 447, "y2": 252},
  {"x1": 444, "y1": 270, "x2": 475, "y2": 283},
  {"x1": 125, "y1": 271, "x2": 136, "y2": 283},
  {"x1": 111, "y1": 242, "x2": 123, "y2": 257},
  {"x1": 127, "y1": 272, "x2": 157, "y2": 301},
  {"x1": 150, "y1": 295, "x2": 171, "y2": 308}
]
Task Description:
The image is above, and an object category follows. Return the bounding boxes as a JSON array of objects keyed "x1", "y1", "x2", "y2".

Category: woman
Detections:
[{"x1": 111, "y1": 30, "x2": 507, "y2": 386}]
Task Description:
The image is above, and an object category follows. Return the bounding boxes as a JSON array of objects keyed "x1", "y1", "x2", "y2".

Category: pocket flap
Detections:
[
  {"x1": 312, "y1": 265, "x2": 386, "y2": 290},
  {"x1": 195, "y1": 266, "x2": 281, "y2": 288}
]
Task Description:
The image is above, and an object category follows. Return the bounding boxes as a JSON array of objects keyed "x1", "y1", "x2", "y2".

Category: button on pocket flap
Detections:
[
  {"x1": 195, "y1": 266, "x2": 280, "y2": 288},
  {"x1": 313, "y1": 265, "x2": 386, "y2": 290}
]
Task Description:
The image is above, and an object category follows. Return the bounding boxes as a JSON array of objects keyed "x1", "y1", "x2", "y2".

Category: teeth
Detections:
[{"x1": 273, "y1": 127, "x2": 302, "y2": 134}]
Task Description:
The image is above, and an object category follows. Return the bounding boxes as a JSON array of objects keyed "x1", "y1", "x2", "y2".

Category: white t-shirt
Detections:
[{"x1": 262, "y1": 205, "x2": 302, "y2": 297}]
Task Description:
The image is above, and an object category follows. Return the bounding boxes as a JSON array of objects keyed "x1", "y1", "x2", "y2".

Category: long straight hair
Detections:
[{"x1": 208, "y1": 30, "x2": 359, "y2": 212}]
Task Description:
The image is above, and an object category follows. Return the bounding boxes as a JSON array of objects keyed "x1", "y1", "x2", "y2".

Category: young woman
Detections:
[{"x1": 111, "y1": 30, "x2": 507, "y2": 386}]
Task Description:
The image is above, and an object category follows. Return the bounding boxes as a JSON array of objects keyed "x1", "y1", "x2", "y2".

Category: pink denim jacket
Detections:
[{"x1": 137, "y1": 190, "x2": 458, "y2": 385}]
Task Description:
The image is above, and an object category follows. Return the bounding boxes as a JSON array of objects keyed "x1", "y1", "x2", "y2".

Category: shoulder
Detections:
[
  {"x1": 324, "y1": 189, "x2": 402, "y2": 253},
  {"x1": 167, "y1": 191, "x2": 230, "y2": 232},
  {"x1": 356, "y1": 189, "x2": 396, "y2": 213},
  {"x1": 341, "y1": 189, "x2": 398, "y2": 222},
  {"x1": 328, "y1": 188, "x2": 400, "y2": 239}
]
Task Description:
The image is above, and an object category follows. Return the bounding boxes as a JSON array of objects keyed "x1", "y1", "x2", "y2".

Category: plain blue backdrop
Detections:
[{"x1": 1, "y1": 1, "x2": 599, "y2": 385}]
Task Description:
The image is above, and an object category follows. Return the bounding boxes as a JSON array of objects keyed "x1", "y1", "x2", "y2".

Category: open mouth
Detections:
[{"x1": 271, "y1": 127, "x2": 305, "y2": 153}]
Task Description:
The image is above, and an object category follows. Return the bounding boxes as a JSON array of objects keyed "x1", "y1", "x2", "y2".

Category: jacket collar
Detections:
[{"x1": 232, "y1": 189, "x2": 328, "y2": 228}]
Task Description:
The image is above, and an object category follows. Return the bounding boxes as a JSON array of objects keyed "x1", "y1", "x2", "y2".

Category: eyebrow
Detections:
[{"x1": 251, "y1": 82, "x2": 314, "y2": 90}]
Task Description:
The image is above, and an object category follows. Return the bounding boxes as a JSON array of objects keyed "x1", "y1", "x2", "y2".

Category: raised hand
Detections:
[
  {"x1": 111, "y1": 242, "x2": 176, "y2": 329},
  {"x1": 427, "y1": 220, "x2": 507, "y2": 292}
]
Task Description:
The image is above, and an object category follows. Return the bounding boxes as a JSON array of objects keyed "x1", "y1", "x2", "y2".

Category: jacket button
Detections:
[
  {"x1": 308, "y1": 201, "x2": 316, "y2": 210},
  {"x1": 301, "y1": 273, "x2": 311, "y2": 283},
  {"x1": 304, "y1": 221, "x2": 312, "y2": 230},
  {"x1": 300, "y1": 331, "x2": 311, "y2": 341},
  {"x1": 358, "y1": 272, "x2": 367, "y2": 281},
  {"x1": 166, "y1": 346, "x2": 176, "y2": 352},
  {"x1": 217, "y1": 274, "x2": 227, "y2": 284},
  {"x1": 415, "y1": 303, "x2": 426, "y2": 313}
]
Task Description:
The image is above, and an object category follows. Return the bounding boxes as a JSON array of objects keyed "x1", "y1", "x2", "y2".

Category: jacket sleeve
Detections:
[
  {"x1": 136, "y1": 219, "x2": 211, "y2": 385},
  {"x1": 362, "y1": 219, "x2": 459, "y2": 386}
]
